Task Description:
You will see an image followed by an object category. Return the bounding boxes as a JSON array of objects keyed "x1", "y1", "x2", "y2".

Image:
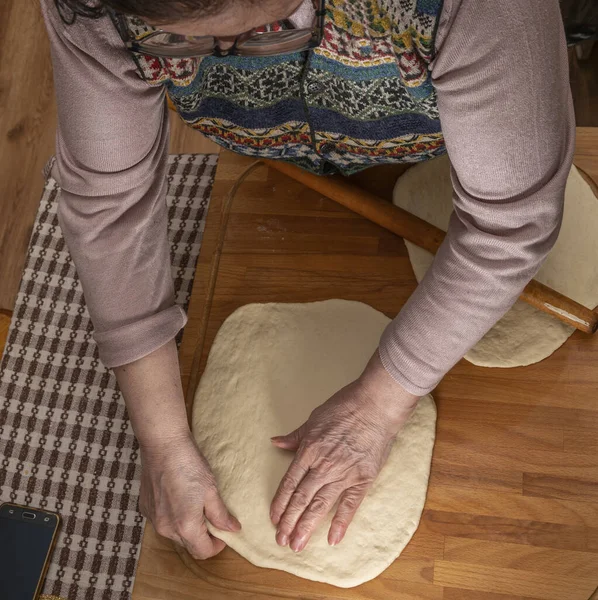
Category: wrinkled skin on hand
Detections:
[
  {"x1": 269, "y1": 352, "x2": 419, "y2": 553},
  {"x1": 138, "y1": 431, "x2": 241, "y2": 560}
]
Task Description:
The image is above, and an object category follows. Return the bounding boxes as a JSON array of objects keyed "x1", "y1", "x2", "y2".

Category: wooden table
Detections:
[{"x1": 132, "y1": 129, "x2": 598, "y2": 600}]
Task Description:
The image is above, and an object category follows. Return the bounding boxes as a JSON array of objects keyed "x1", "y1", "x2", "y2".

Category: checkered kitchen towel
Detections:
[{"x1": 0, "y1": 153, "x2": 218, "y2": 600}]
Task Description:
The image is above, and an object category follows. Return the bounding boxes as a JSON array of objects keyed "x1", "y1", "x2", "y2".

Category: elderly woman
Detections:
[{"x1": 42, "y1": 0, "x2": 573, "y2": 560}]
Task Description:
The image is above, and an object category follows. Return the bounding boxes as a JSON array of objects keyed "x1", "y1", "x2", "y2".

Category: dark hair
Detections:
[{"x1": 55, "y1": 0, "x2": 234, "y2": 24}]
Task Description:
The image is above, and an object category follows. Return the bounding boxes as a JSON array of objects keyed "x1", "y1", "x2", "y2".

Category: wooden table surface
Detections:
[{"x1": 132, "y1": 129, "x2": 598, "y2": 600}]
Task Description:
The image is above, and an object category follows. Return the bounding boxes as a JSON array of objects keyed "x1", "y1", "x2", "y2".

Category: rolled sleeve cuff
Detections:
[
  {"x1": 94, "y1": 305, "x2": 188, "y2": 368},
  {"x1": 377, "y1": 326, "x2": 437, "y2": 398}
]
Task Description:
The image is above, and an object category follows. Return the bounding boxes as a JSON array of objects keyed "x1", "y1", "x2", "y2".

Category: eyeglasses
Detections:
[{"x1": 111, "y1": 0, "x2": 325, "y2": 59}]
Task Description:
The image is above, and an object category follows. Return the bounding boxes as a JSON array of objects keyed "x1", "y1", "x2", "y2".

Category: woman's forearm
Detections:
[
  {"x1": 114, "y1": 339, "x2": 190, "y2": 448},
  {"x1": 379, "y1": 0, "x2": 575, "y2": 396}
]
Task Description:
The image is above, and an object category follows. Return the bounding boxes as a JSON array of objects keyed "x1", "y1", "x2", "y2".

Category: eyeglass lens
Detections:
[
  {"x1": 138, "y1": 0, "x2": 320, "y2": 55},
  {"x1": 141, "y1": 28, "x2": 312, "y2": 49}
]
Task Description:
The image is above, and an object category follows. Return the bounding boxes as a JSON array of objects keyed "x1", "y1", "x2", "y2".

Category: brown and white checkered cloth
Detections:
[{"x1": 0, "y1": 153, "x2": 218, "y2": 600}]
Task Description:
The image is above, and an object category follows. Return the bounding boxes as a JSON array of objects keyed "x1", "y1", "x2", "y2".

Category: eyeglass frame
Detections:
[{"x1": 109, "y1": 0, "x2": 326, "y2": 59}]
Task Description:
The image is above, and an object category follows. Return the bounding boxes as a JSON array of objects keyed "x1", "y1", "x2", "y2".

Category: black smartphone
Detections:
[{"x1": 0, "y1": 502, "x2": 61, "y2": 600}]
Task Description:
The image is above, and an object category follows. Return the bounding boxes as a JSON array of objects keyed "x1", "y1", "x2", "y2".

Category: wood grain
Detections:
[
  {"x1": 444, "y1": 590, "x2": 540, "y2": 600},
  {"x1": 134, "y1": 144, "x2": 598, "y2": 600},
  {"x1": 423, "y1": 510, "x2": 598, "y2": 554},
  {"x1": 443, "y1": 537, "x2": 598, "y2": 578},
  {"x1": 523, "y1": 474, "x2": 598, "y2": 503},
  {"x1": 434, "y1": 443, "x2": 598, "y2": 479},
  {"x1": 426, "y1": 485, "x2": 598, "y2": 527},
  {"x1": 0, "y1": 0, "x2": 56, "y2": 311},
  {"x1": 564, "y1": 429, "x2": 598, "y2": 455},
  {"x1": 434, "y1": 560, "x2": 595, "y2": 600},
  {"x1": 0, "y1": 310, "x2": 12, "y2": 357}
]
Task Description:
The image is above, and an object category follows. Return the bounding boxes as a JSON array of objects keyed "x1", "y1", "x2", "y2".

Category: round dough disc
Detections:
[
  {"x1": 192, "y1": 300, "x2": 436, "y2": 588},
  {"x1": 392, "y1": 155, "x2": 598, "y2": 367}
]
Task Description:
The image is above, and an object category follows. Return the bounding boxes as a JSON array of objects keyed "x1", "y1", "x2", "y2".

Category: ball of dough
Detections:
[
  {"x1": 392, "y1": 154, "x2": 598, "y2": 367},
  {"x1": 192, "y1": 300, "x2": 436, "y2": 587}
]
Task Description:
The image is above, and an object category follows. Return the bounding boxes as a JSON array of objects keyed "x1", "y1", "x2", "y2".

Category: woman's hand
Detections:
[
  {"x1": 114, "y1": 340, "x2": 240, "y2": 559},
  {"x1": 269, "y1": 351, "x2": 419, "y2": 553},
  {"x1": 138, "y1": 431, "x2": 241, "y2": 560}
]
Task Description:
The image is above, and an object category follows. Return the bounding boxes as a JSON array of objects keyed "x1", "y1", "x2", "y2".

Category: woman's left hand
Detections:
[{"x1": 269, "y1": 351, "x2": 420, "y2": 553}]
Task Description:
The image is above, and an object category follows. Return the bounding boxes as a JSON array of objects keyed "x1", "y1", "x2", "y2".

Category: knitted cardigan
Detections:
[{"x1": 122, "y1": 0, "x2": 446, "y2": 176}]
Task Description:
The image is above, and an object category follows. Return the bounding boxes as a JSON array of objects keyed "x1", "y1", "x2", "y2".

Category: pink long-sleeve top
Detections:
[{"x1": 40, "y1": 0, "x2": 575, "y2": 396}]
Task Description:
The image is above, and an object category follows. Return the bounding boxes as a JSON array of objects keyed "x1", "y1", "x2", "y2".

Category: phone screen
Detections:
[{"x1": 0, "y1": 504, "x2": 60, "y2": 600}]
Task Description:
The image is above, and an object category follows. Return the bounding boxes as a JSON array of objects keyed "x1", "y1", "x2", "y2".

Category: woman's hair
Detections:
[{"x1": 55, "y1": 0, "x2": 233, "y2": 24}]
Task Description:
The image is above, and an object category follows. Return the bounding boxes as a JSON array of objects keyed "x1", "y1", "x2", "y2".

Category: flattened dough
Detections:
[
  {"x1": 192, "y1": 300, "x2": 436, "y2": 588},
  {"x1": 392, "y1": 155, "x2": 598, "y2": 367}
]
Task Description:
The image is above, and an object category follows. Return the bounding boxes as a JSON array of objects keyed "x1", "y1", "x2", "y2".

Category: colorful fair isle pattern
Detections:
[
  {"x1": 0, "y1": 154, "x2": 218, "y2": 600},
  {"x1": 123, "y1": 0, "x2": 446, "y2": 176}
]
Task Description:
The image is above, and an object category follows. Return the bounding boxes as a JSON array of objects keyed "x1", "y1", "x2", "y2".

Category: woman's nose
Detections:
[{"x1": 215, "y1": 36, "x2": 237, "y2": 50}]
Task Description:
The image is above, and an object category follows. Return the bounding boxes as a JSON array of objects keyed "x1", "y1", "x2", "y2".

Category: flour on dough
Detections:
[
  {"x1": 192, "y1": 300, "x2": 436, "y2": 588},
  {"x1": 392, "y1": 154, "x2": 598, "y2": 367}
]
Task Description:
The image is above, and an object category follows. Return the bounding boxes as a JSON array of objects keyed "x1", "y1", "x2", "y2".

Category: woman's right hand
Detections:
[{"x1": 138, "y1": 431, "x2": 241, "y2": 560}]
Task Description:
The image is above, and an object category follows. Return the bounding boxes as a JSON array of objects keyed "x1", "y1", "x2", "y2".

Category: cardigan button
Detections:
[
  {"x1": 320, "y1": 142, "x2": 335, "y2": 153},
  {"x1": 307, "y1": 80, "x2": 323, "y2": 94}
]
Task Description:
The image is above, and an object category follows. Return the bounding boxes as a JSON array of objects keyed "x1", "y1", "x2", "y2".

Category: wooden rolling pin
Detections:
[{"x1": 265, "y1": 159, "x2": 598, "y2": 335}]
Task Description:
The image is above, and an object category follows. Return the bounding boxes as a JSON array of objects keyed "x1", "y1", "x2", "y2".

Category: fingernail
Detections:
[
  {"x1": 270, "y1": 510, "x2": 279, "y2": 526},
  {"x1": 276, "y1": 531, "x2": 289, "y2": 546},
  {"x1": 329, "y1": 528, "x2": 342, "y2": 546},
  {"x1": 291, "y1": 534, "x2": 307, "y2": 553},
  {"x1": 231, "y1": 516, "x2": 242, "y2": 531}
]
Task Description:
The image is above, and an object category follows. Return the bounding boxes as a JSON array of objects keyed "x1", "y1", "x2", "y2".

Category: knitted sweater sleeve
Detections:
[
  {"x1": 378, "y1": 0, "x2": 575, "y2": 395},
  {"x1": 41, "y1": 1, "x2": 186, "y2": 368}
]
